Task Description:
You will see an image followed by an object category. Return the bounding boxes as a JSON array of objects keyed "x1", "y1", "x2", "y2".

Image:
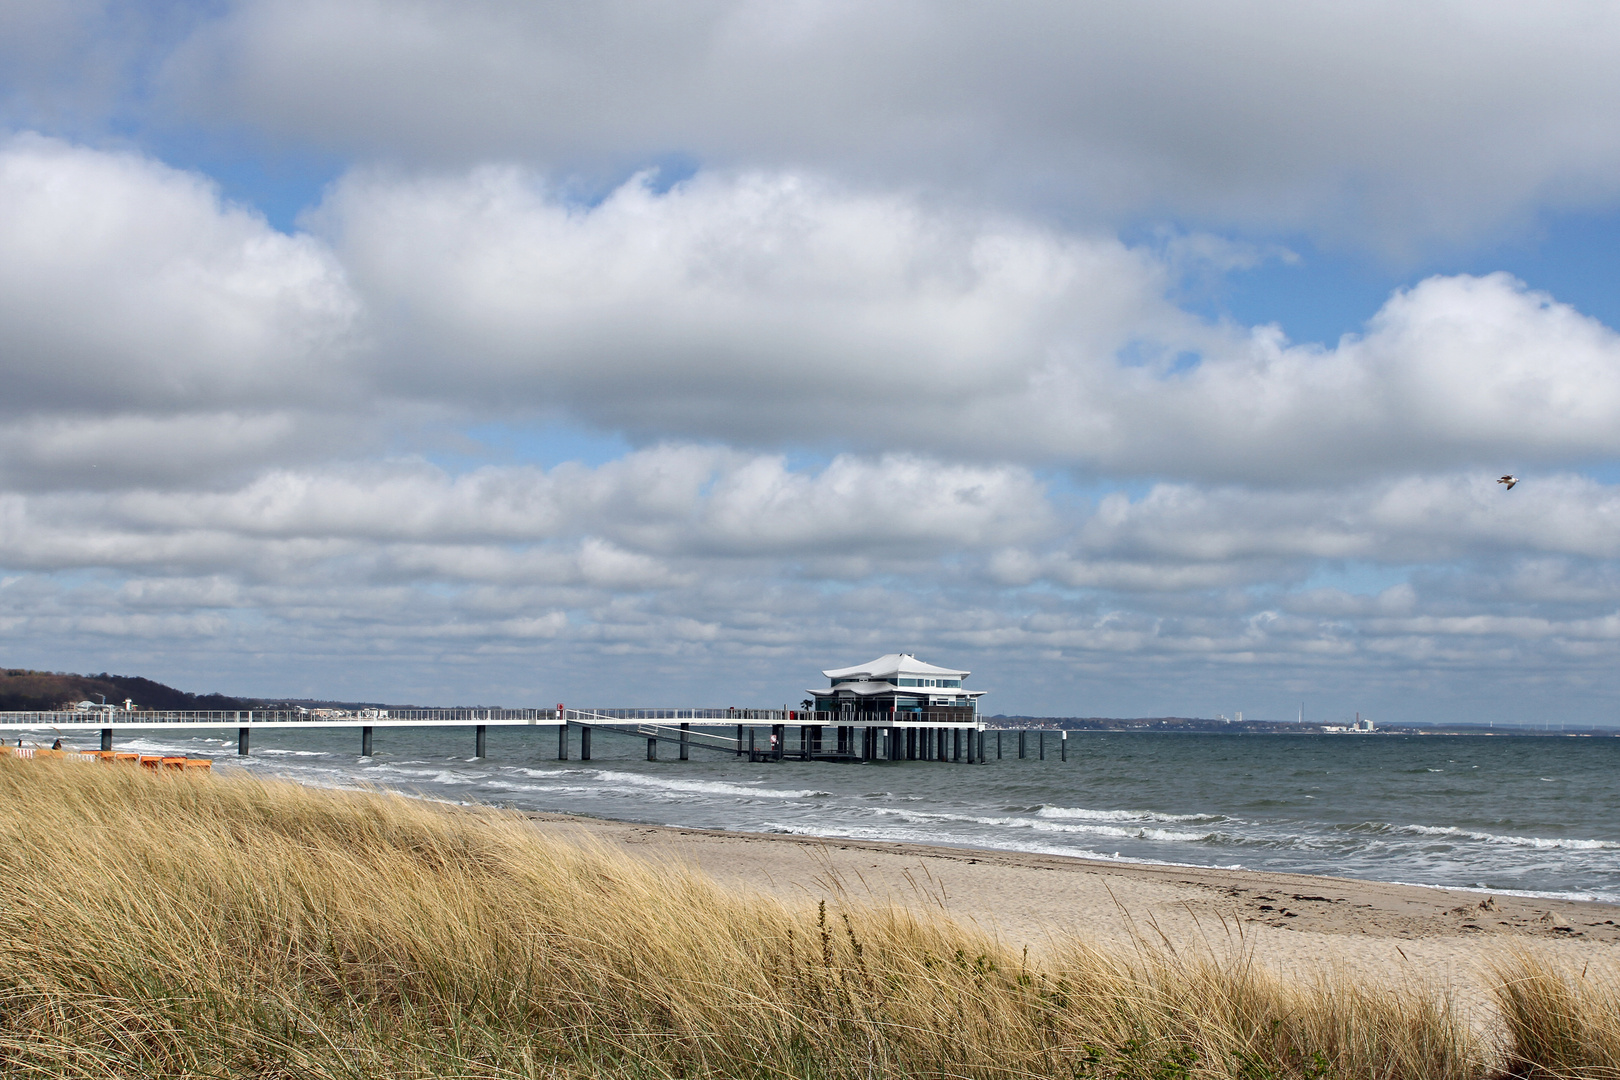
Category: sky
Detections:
[{"x1": 4, "y1": 1, "x2": 1620, "y2": 723}]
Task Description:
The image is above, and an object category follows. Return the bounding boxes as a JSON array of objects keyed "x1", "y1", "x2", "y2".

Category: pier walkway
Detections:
[{"x1": 0, "y1": 708, "x2": 1071, "y2": 764}]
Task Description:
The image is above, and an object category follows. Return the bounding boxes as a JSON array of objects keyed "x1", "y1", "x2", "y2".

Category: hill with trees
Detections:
[{"x1": 0, "y1": 668, "x2": 256, "y2": 712}]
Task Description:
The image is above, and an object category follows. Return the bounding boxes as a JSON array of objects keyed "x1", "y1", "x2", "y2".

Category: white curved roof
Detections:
[{"x1": 822, "y1": 653, "x2": 969, "y2": 680}]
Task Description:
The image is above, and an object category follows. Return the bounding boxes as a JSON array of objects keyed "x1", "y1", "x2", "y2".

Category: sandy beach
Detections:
[{"x1": 529, "y1": 811, "x2": 1620, "y2": 1015}]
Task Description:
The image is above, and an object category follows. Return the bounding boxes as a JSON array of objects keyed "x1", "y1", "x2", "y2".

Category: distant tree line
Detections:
[{"x1": 0, "y1": 669, "x2": 257, "y2": 712}]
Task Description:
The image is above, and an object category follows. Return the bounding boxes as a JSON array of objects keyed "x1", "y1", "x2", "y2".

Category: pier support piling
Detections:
[
  {"x1": 361, "y1": 725, "x2": 372, "y2": 757},
  {"x1": 237, "y1": 727, "x2": 249, "y2": 756},
  {"x1": 1018, "y1": 730, "x2": 1026, "y2": 759},
  {"x1": 647, "y1": 736, "x2": 657, "y2": 761},
  {"x1": 736, "y1": 724, "x2": 744, "y2": 757},
  {"x1": 559, "y1": 723, "x2": 569, "y2": 760},
  {"x1": 680, "y1": 722, "x2": 690, "y2": 761},
  {"x1": 1061, "y1": 730, "x2": 1067, "y2": 761},
  {"x1": 475, "y1": 724, "x2": 486, "y2": 759},
  {"x1": 581, "y1": 725, "x2": 591, "y2": 761},
  {"x1": 100, "y1": 728, "x2": 112, "y2": 751}
]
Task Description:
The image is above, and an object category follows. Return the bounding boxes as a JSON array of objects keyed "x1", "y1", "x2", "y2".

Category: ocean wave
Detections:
[
  {"x1": 507, "y1": 766, "x2": 600, "y2": 780},
  {"x1": 1390, "y1": 880, "x2": 1620, "y2": 905},
  {"x1": 426, "y1": 770, "x2": 478, "y2": 785},
  {"x1": 587, "y1": 769, "x2": 831, "y2": 800},
  {"x1": 1036, "y1": 805, "x2": 1226, "y2": 825},
  {"x1": 487, "y1": 781, "x2": 593, "y2": 796},
  {"x1": 1400, "y1": 824, "x2": 1618, "y2": 850},
  {"x1": 870, "y1": 806, "x2": 1216, "y2": 844},
  {"x1": 754, "y1": 821, "x2": 1250, "y2": 872}
]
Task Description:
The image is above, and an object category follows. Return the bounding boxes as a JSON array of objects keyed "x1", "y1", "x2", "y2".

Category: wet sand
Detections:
[{"x1": 526, "y1": 812, "x2": 1620, "y2": 1013}]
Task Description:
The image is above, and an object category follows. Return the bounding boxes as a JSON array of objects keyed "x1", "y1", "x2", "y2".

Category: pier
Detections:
[{"x1": 0, "y1": 707, "x2": 1078, "y2": 765}]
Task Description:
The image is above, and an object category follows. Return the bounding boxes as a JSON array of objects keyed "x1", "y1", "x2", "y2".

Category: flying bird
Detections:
[{"x1": 1498, "y1": 475, "x2": 1518, "y2": 490}]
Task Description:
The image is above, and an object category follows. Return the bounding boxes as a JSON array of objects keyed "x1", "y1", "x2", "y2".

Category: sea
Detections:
[{"x1": 80, "y1": 725, "x2": 1620, "y2": 904}]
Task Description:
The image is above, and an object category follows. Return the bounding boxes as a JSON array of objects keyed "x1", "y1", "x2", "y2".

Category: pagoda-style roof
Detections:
[{"x1": 822, "y1": 653, "x2": 968, "y2": 680}]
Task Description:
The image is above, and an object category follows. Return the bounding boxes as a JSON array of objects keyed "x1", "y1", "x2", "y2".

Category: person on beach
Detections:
[{"x1": 51, "y1": 739, "x2": 62, "y2": 750}]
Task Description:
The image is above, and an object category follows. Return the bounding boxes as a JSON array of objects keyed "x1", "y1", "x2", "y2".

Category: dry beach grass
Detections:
[{"x1": 0, "y1": 759, "x2": 1613, "y2": 1078}]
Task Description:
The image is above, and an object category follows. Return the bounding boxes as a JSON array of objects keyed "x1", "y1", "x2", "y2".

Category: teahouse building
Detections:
[{"x1": 809, "y1": 653, "x2": 984, "y2": 719}]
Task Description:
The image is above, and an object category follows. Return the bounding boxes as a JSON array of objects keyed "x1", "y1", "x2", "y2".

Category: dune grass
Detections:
[
  {"x1": 0, "y1": 759, "x2": 1607, "y2": 1078},
  {"x1": 1490, "y1": 950, "x2": 1620, "y2": 1079}
]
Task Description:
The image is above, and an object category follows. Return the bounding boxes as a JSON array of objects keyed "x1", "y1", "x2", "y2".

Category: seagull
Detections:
[{"x1": 1498, "y1": 475, "x2": 1518, "y2": 490}]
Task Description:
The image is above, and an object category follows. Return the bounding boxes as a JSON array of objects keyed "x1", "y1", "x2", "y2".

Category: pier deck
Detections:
[{"x1": 0, "y1": 708, "x2": 1064, "y2": 765}]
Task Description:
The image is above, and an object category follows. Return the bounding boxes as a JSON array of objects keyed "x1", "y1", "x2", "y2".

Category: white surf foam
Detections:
[
  {"x1": 586, "y1": 768, "x2": 831, "y2": 800},
  {"x1": 1401, "y1": 824, "x2": 1618, "y2": 850}
]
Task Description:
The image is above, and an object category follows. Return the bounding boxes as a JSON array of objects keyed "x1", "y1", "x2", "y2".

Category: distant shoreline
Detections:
[{"x1": 987, "y1": 721, "x2": 1620, "y2": 736}]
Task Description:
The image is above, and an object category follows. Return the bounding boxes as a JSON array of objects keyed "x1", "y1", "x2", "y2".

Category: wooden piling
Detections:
[
  {"x1": 100, "y1": 728, "x2": 112, "y2": 751},
  {"x1": 558, "y1": 723, "x2": 569, "y2": 760},
  {"x1": 1018, "y1": 729, "x2": 1026, "y2": 758},
  {"x1": 475, "y1": 724, "x2": 486, "y2": 759},
  {"x1": 1061, "y1": 729, "x2": 1067, "y2": 761},
  {"x1": 581, "y1": 725, "x2": 592, "y2": 761},
  {"x1": 679, "y1": 722, "x2": 690, "y2": 761},
  {"x1": 362, "y1": 725, "x2": 373, "y2": 756},
  {"x1": 237, "y1": 727, "x2": 249, "y2": 756},
  {"x1": 647, "y1": 736, "x2": 657, "y2": 761},
  {"x1": 1039, "y1": 730, "x2": 1046, "y2": 760}
]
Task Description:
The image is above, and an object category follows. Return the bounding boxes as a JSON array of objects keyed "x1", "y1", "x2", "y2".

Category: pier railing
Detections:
[
  {"x1": 0, "y1": 708, "x2": 559, "y2": 726},
  {"x1": 563, "y1": 708, "x2": 981, "y2": 727},
  {"x1": 0, "y1": 707, "x2": 983, "y2": 729}
]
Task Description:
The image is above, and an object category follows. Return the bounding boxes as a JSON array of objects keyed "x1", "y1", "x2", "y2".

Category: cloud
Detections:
[
  {"x1": 4, "y1": 445, "x2": 1620, "y2": 713},
  {"x1": 0, "y1": 133, "x2": 360, "y2": 417},
  {"x1": 1071, "y1": 474, "x2": 1620, "y2": 565},
  {"x1": 318, "y1": 165, "x2": 1620, "y2": 480},
  {"x1": 150, "y1": 0, "x2": 1620, "y2": 248},
  {"x1": 2, "y1": 134, "x2": 1620, "y2": 718},
  {"x1": 0, "y1": 447, "x2": 1051, "y2": 573},
  {"x1": 314, "y1": 165, "x2": 1173, "y2": 434},
  {"x1": 9, "y1": 139, "x2": 1620, "y2": 490}
]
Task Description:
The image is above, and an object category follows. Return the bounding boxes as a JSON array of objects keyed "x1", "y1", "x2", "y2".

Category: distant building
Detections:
[
  {"x1": 808, "y1": 653, "x2": 985, "y2": 718},
  {"x1": 1323, "y1": 714, "x2": 1376, "y2": 734}
]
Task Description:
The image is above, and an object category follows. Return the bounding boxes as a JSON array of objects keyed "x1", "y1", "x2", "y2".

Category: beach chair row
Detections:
[{"x1": 0, "y1": 746, "x2": 211, "y2": 770}]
